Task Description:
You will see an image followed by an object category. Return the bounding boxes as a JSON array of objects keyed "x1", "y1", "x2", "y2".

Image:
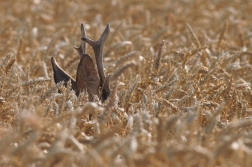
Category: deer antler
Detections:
[
  {"x1": 50, "y1": 23, "x2": 88, "y2": 93},
  {"x1": 81, "y1": 24, "x2": 110, "y2": 102},
  {"x1": 74, "y1": 23, "x2": 87, "y2": 57},
  {"x1": 74, "y1": 23, "x2": 100, "y2": 100}
]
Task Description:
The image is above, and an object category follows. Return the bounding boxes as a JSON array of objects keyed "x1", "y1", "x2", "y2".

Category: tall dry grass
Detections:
[{"x1": 1, "y1": 0, "x2": 252, "y2": 166}]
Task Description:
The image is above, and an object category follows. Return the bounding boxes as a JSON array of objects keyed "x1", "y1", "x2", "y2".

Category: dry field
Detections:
[{"x1": 1, "y1": 0, "x2": 252, "y2": 166}]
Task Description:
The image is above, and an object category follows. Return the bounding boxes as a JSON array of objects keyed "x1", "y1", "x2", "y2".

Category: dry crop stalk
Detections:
[
  {"x1": 186, "y1": 23, "x2": 201, "y2": 49},
  {"x1": 154, "y1": 40, "x2": 165, "y2": 76},
  {"x1": 217, "y1": 22, "x2": 228, "y2": 51}
]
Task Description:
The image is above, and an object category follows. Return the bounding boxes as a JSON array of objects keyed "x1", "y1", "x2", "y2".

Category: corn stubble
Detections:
[{"x1": 1, "y1": 0, "x2": 252, "y2": 166}]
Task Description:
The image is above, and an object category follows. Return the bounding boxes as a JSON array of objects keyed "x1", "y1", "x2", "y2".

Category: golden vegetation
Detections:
[{"x1": 1, "y1": 0, "x2": 252, "y2": 166}]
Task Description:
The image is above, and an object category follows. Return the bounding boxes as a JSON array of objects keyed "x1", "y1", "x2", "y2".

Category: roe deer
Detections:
[{"x1": 51, "y1": 23, "x2": 110, "y2": 102}]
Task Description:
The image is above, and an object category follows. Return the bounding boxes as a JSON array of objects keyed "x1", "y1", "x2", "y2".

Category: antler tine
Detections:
[
  {"x1": 74, "y1": 23, "x2": 87, "y2": 57},
  {"x1": 51, "y1": 57, "x2": 77, "y2": 91},
  {"x1": 81, "y1": 24, "x2": 110, "y2": 87}
]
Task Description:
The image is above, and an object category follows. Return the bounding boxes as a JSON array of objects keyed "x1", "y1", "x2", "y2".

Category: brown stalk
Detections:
[{"x1": 217, "y1": 22, "x2": 228, "y2": 51}]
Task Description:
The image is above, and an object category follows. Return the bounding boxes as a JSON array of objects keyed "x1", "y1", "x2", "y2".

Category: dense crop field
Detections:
[{"x1": 1, "y1": 0, "x2": 252, "y2": 166}]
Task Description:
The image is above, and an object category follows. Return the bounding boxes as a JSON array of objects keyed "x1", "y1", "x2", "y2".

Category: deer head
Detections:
[{"x1": 51, "y1": 23, "x2": 110, "y2": 102}]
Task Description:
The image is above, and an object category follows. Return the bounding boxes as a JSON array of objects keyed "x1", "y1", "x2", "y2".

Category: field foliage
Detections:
[{"x1": 1, "y1": 0, "x2": 252, "y2": 166}]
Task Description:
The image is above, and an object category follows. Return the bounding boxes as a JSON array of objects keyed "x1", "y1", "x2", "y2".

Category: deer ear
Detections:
[
  {"x1": 51, "y1": 57, "x2": 77, "y2": 91},
  {"x1": 76, "y1": 54, "x2": 100, "y2": 100}
]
